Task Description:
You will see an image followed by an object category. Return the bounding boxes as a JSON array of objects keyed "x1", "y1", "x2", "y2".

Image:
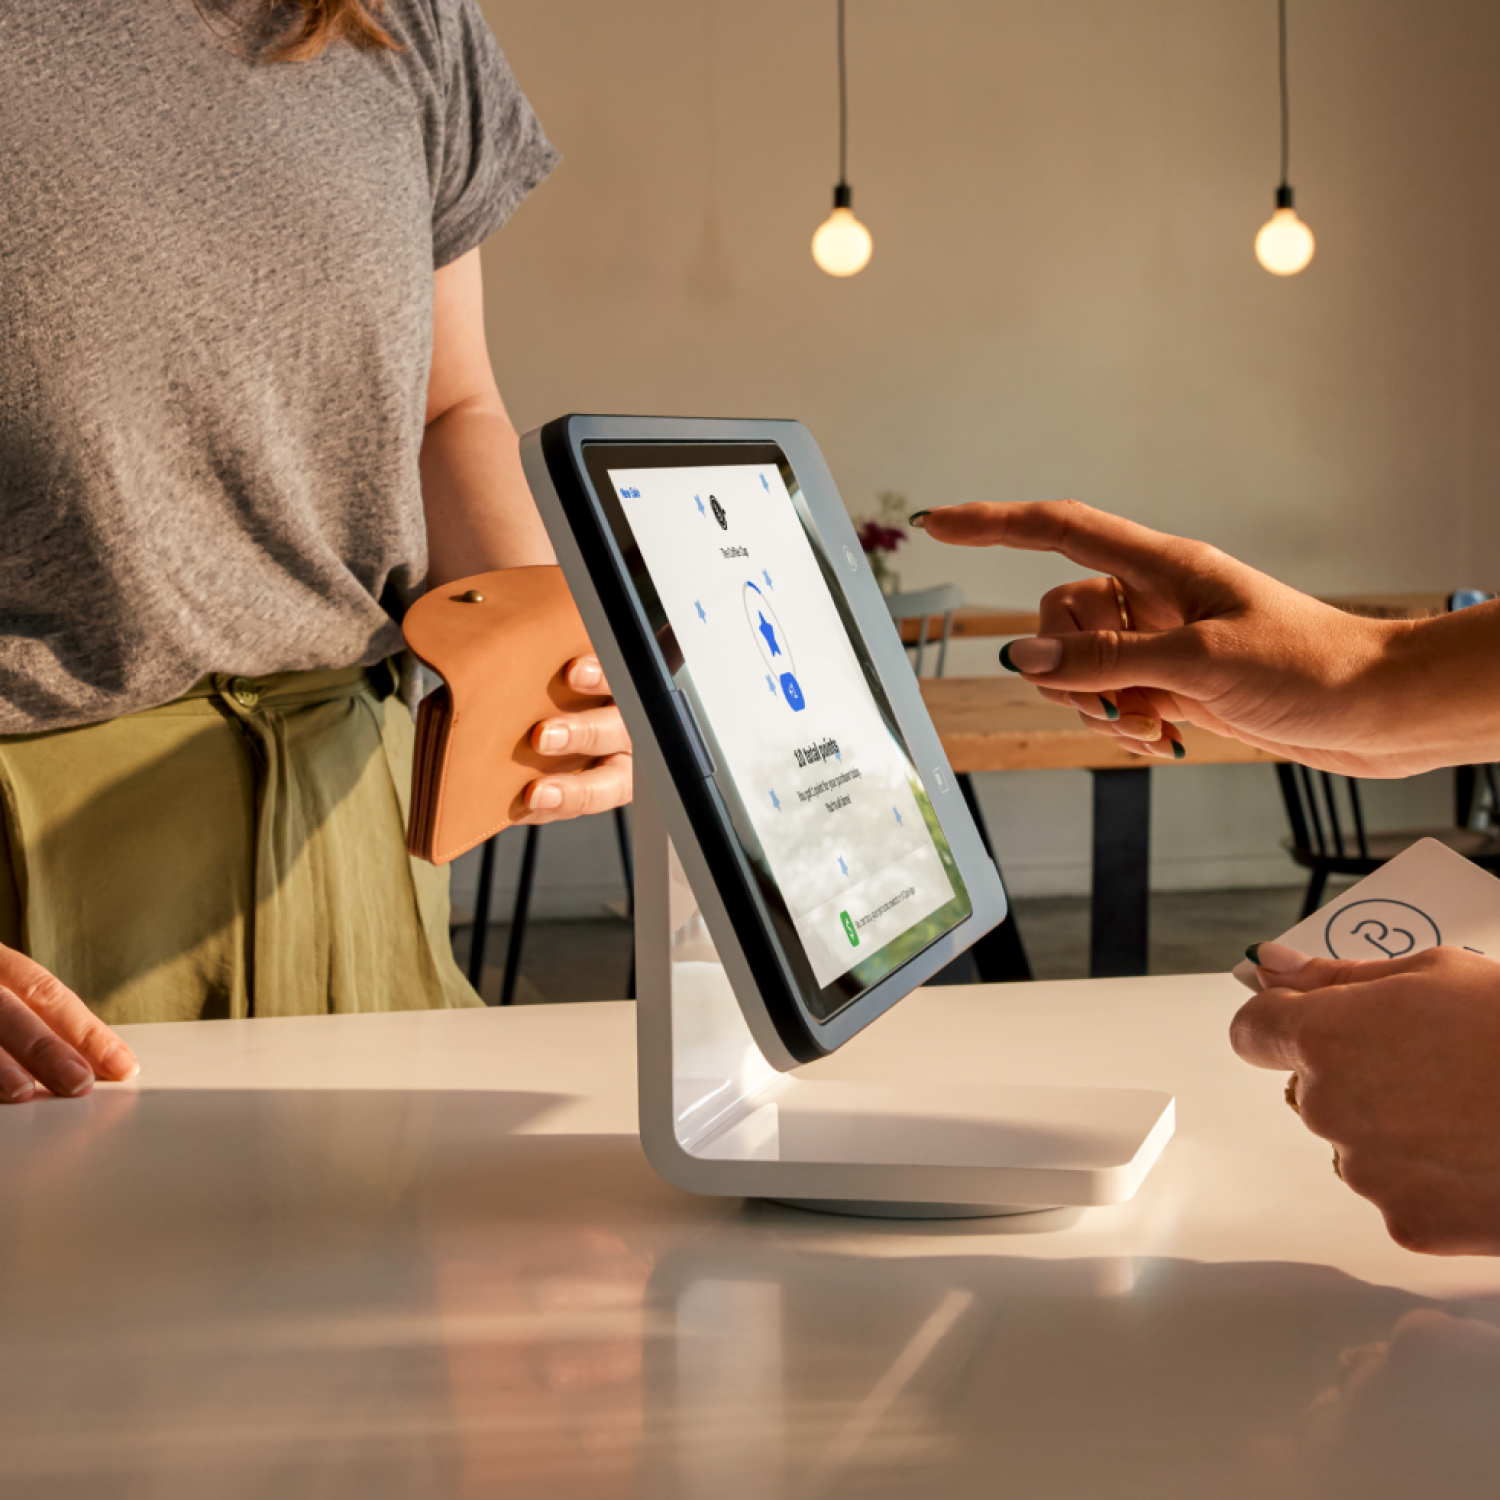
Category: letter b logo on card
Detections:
[{"x1": 1324, "y1": 899, "x2": 1440, "y2": 960}]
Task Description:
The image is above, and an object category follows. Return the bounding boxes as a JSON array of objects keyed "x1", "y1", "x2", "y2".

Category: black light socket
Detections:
[
  {"x1": 1275, "y1": 183, "x2": 1295, "y2": 210},
  {"x1": 833, "y1": 182, "x2": 852, "y2": 209}
]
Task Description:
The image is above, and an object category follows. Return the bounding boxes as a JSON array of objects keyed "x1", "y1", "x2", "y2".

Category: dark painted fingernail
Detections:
[
  {"x1": 1171, "y1": 740, "x2": 1186, "y2": 760},
  {"x1": 908, "y1": 510, "x2": 931, "y2": 529},
  {"x1": 1245, "y1": 943, "x2": 1263, "y2": 965},
  {"x1": 999, "y1": 642, "x2": 1018, "y2": 672},
  {"x1": 1101, "y1": 700, "x2": 1120, "y2": 721}
]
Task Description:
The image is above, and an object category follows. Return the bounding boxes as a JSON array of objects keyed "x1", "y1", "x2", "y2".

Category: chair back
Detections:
[
  {"x1": 884, "y1": 584, "x2": 964, "y2": 677},
  {"x1": 1275, "y1": 763, "x2": 1371, "y2": 863}
]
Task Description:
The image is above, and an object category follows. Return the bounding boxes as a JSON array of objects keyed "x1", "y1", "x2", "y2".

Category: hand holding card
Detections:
[
  {"x1": 1231, "y1": 838, "x2": 1500, "y2": 991},
  {"x1": 1229, "y1": 840, "x2": 1500, "y2": 1256}
]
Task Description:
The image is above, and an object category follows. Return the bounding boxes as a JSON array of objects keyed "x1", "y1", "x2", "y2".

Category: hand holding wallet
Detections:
[{"x1": 403, "y1": 566, "x2": 596, "y2": 865}]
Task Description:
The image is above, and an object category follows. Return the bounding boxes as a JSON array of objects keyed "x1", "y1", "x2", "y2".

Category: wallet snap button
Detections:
[{"x1": 228, "y1": 676, "x2": 260, "y2": 710}]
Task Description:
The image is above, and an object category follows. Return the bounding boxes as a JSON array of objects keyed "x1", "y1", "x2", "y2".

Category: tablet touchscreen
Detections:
[{"x1": 583, "y1": 443, "x2": 972, "y2": 1020}]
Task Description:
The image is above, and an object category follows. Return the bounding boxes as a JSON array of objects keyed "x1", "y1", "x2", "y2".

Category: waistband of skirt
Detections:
[{"x1": 172, "y1": 660, "x2": 400, "y2": 711}]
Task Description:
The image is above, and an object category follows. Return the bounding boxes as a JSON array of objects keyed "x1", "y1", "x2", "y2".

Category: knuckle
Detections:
[
  {"x1": 17, "y1": 967, "x2": 76, "y2": 1021},
  {"x1": 19, "y1": 1031, "x2": 74, "y2": 1075},
  {"x1": 1188, "y1": 541, "x2": 1229, "y2": 572},
  {"x1": 1383, "y1": 1208, "x2": 1441, "y2": 1255},
  {"x1": 1085, "y1": 630, "x2": 1122, "y2": 675},
  {"x1": 1226, "y1": 1011, "x2": 1257, "y2": 1060}
]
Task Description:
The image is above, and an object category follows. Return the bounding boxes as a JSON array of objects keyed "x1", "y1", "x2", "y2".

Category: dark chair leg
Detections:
[
  {"x1": 956, "y1": 772, "x2": 1033, "y2": 982},
  {"x1": 466, "y1": 834, "x2": 499, "y2": 995},
  {"x1": 1457, "y1": 764, "x2": 1478, "y2": 828},
  {"x1": 614, "y1": 807, "x2": 636, "y2": 1000},
  {"x1": 500, "y1": 825, "x2": 541, "y2": 1008},
  {"x1": 1300, "y1": 866, "x2": 1328, "y2": 920}
]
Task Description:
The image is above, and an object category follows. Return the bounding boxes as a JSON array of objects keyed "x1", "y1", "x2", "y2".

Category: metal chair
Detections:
[
  {"x1": 884, "y1": 584, "x2": 963, "y2": 678},
  {"x1": 884, "y1": 584, "x2": 1032, "y2": 982},
  {"x1": 1276, "y1": 764, "x2": 1500, "y2": 919}
]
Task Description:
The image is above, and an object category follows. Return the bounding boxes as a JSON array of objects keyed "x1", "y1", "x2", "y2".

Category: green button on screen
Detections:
[{"x1": 840, "y1": 911, "x2": 858, "y2": 947}]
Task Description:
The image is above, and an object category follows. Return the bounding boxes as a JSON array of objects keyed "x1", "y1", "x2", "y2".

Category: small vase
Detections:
[{"x1": 869, "y1": 554, "x2": 900, "y2": 595}]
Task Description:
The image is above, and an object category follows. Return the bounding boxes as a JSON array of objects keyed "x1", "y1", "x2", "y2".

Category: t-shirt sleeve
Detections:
[{"x1": 428, "y1": 0, "x2": 559, "y2": 268}]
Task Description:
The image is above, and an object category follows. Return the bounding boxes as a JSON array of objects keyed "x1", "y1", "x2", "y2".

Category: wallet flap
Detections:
[{"x1": 403, "y1": 566, "x2": 595, "y2": 864}]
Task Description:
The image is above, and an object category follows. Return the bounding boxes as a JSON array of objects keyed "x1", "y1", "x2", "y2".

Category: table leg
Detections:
[
  {"x1": 951, "y1": 773, "x2": 1033, "y2": 983},
  {"x1": 1456, "y1": 764, "x2": 1477, "y2": 827},
  {"x1": 1090, "y1": 766, "x2": 1151, "y2": 978}
]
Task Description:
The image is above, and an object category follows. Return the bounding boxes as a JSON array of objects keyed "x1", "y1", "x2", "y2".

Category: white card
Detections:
[{"x1": 1231, "y1": 837, "x2": 1500, "y2": 989}]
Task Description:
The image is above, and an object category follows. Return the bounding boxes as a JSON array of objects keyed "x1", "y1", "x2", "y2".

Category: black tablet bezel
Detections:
[{"x1": 534, "y1": 418, "x2": 1000, "y2": 1062}]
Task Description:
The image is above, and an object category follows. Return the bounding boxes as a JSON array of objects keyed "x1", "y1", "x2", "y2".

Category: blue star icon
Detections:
[
  {"x1": 893, "y1": 806, "x2": 903, "y2": 825},
  {"x1": 838, "y1": 856, "x2": 849, "y2": 877},
  {"x1": 695, "y1": 494, "x2": 706, "y2": 516},
  {"x1": 762, "y1": 569, "x2": 773, "y2": 590},
  {"x1": 770, "y1": 789, "x2": 781, "y2": 811},
  {"x1": 694, "y1": 600, "x2": 706, "y2": 623},
  {"x1": 757, "y1": 613, "x2": 782, "y2": 657},
  {"x1": 766, "y1": 674, "x2": 777, "y2": 697}
]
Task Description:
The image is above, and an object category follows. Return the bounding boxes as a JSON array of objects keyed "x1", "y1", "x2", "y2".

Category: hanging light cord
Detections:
[
  {"x1": 837, "y1": 0, "x2": 848, "y2": 189},
  {"x1": 1277, "y1": 0, "x2": 1290, "y2": 189}
]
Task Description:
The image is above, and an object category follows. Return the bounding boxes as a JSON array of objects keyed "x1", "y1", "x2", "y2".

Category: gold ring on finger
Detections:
[
  {"x1": 1109, "y1": 575, "x2": 1134, "y2": 633},
  {"x1": 1285, "y1": 1073, "x2": 1301, "y2": 1115}
]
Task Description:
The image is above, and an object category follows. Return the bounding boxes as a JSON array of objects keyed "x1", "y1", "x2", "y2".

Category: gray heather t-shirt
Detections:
[{"x1": 0, "y1": 0, "x2": 558, "y2": 732}]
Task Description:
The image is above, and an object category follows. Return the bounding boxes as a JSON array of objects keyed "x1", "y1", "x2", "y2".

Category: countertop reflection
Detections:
[{"x1": 3, "y1": 980, "x2": 1499, "y2": 1498}]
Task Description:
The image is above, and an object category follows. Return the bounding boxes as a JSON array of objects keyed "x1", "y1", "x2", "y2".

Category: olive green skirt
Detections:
[{"x1": 0, "y1": 666, "x2": 480, "y2": 1024}]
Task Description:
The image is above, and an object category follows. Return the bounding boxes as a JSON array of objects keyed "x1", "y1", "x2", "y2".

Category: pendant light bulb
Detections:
[
  {"x1": 1258, "y1": 1, "x2": 1314, "y2": 277},
  {"x1": 1255, "y1": 187, "x2": 1315, "y2": 276},
  {"x1": 812, "y1": 0, "x2": 871, "y2": 277},
  {"x1": 813, "y1": 186, "x2": 872, "y2": 277}
]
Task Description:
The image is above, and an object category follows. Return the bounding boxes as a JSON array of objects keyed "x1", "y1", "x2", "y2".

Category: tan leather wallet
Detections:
[{"x1": 403, "y1": 566, "x2": 595, "y2": 865}]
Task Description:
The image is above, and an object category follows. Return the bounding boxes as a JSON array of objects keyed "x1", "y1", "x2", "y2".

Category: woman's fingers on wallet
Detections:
[
  {"x1": 533, "y1": 704, "x2": 632, "y2": 758},
  {"x1": 524, "y1": 753, "x2": 634, "y2": 823},
  {"x1": 565, "y1": 655, "x2": 612, "y2": 695}
]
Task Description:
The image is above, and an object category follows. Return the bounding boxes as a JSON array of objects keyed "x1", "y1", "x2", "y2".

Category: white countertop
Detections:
[{"x1": 4, "y1": 976, "x2": 1499, "y2": 1498}]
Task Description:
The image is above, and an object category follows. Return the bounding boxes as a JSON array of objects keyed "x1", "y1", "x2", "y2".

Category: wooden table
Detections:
[
  {"x1": 9, "y1": 992, "x2": 1497, "y2": 1497},
  {"x1": 898, "y1": 592, "x2": 1449, "y2": 645},
  {"x1": 920, "y1": 677, "x2": 1282, "y2": 981}
]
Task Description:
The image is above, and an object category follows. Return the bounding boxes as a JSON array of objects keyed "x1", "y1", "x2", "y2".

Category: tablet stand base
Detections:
[{"x1": 634, "y1": 786, "x2": 1175, "y2": 1219}]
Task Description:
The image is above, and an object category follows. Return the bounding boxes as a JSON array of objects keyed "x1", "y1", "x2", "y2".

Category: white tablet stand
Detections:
[{"x1": 634, "y1": 781, "x2": 1176, "y2": 1219}]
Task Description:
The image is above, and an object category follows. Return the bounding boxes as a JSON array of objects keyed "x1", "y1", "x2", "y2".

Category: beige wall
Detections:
[{"x1": 455, "y1": 0, "x2": 1500, "y2": 918}]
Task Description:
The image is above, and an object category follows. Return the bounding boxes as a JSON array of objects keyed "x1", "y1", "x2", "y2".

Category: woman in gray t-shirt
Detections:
[{"x1": 0, "y1": 0, "x2": 630, "y2": 1098}]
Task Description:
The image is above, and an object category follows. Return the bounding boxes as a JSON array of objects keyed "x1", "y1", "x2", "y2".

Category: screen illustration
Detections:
[
  {"x1": 608, "y1": 459, "x2": 970, "y2": 1001},
  {"x1": 744, "y1": 581, "x2": 805, "y2": 712}
]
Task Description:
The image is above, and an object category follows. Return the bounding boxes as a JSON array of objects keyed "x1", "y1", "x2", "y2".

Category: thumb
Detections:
[
  {"x1": 1002, "y1": 624, "x2": 1217, "y2": 700},
  {"x1": 1246, "y1": 942, "x2": 1427, "y2": 993}
]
